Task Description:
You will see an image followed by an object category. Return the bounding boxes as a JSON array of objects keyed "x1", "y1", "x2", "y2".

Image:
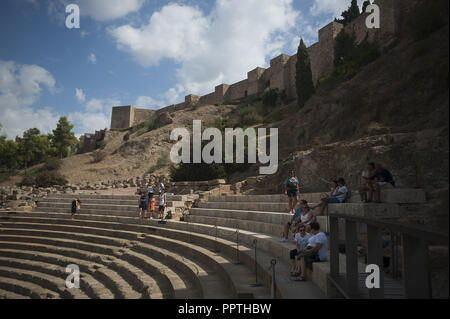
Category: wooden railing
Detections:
[{"x1": 328, "y1": 213, "x2": 448, "y2": 299}]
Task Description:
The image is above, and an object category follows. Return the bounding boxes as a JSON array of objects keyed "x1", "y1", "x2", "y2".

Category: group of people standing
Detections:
[{"x1": 139, "y1": 182, "x2": 166, "y2": 220}]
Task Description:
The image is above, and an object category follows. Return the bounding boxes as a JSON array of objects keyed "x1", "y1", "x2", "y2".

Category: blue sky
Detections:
[{"x1": 0, "y1": 0, "x2": 363, "y2": 138}]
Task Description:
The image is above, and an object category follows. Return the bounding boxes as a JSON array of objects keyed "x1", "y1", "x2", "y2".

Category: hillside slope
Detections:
[{"x1": 3, "y1": 25, "x2": 448, "y2": 196}]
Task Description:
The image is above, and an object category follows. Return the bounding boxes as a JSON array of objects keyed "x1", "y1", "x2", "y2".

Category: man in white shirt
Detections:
[
  {"x1": 311, "y1": 178, "x2": 348, "y2": 216},
  {"x1": 293, "y1": 222, "x2": 328, "y2": 281}
]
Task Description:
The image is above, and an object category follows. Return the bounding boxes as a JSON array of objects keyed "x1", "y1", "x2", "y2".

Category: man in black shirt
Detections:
[{"x1": 369, "y1": 164, "x2": 395, "y2": 203}]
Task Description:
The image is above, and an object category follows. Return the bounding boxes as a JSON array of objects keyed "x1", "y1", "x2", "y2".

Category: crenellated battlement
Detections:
[{"x1": 111, "y1": 0, "x2": 406, "y2": 129}]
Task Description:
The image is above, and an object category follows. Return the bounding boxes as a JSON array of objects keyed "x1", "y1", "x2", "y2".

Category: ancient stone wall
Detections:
[
  {"x1": 199, "y1": 92, "x2": 217, "y2": 105},
  {"x1": 133, "y1": 108, "x2": 155, "y2": 126},
  {"x1": 82, "y1": 130, "x2": 106, "y2": 153},
  {"x1": 225, "y1": 79, "x2": 248, "y2": 102},
  {"x1": 185, "y1": 94, "x2": 201, "y2": 108},
  {"x1": 111, "y1": 106, "x2": 134, "y2": 129},
  {"x1": 110, "y1": 0, "x2": 409, "y2": 127}
]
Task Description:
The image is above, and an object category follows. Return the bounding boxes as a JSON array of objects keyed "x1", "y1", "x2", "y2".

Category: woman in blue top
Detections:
[{"x1": 284, "y1": 169, "x2": 300, "y2": 214}]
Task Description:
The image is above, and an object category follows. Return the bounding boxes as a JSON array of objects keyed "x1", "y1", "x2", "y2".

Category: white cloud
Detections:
[
  {"x1": 110, "y1": 0, "x2": 300, "y2": 102},
  {"x1": 136, "y1": 96, "x2": 166, "y2": 109},
  {"x1": 69, "y1": 97, "x2": 120, "y2": 134},
  {"x1": 0, "y1": 60, "x2": 60, "y2": 138},
  {"x1": 0, "y1": 60, "x2": 118, "y2": 138},
  {"x1": 47, "y1": 0, "x2": 145, "y2": 22},
  {"x1": 88, "y1": 53, "x2": 97, "y2": 64},
  {"x1": 310, "y1": 0, "x2": 365, "y2": 18},
  {"x1": 76, "y1": 0, "x2": 145, "y2": 21},
  {"x1": 75, "y1": 88, "x2": 86, "y2": 103}
]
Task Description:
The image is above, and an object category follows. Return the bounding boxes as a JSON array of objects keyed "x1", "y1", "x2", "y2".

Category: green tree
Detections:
[
  {"x1": 340, "y1": 0, "x2": 360, "y2": 25},
  {"x1": 0, "y1": 136, "x2": 19, "y2": 172},
  {"x1": 296, "y1": 38, "x2": 315, "y2": 108},
  {"x1": 50, "y1": 116, "x2": 76, "y2": 158},
  {"x1": 362, "y1": 0, "x2": 371, "y2": 13},
  {"x1": 327, "y1": 30, "x2": 379, "y2": 83},
  {"x1": 17, "y1": 128, "x2": 50, "y2": 171},
  {"x1": 75, "y1": 135, "x2": 85, "y2": 154},
  {"x1": 334, "y1": 30, "x2": 358, "y2": 68}
]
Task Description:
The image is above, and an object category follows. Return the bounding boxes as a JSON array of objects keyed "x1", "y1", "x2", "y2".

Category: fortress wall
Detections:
[
  {"x1": 309, "y1": 22, "x2": 343, "y2": 85},
  {"x1": 247, "y1": 67, "x2": 265, "y2": 96},
  {"x1": 215, "y1": 84, "x2": 230, "y2": 104},
  {"x1": 162, "y1": 102, "x2": 187, "y2": 113},
  {"x1": 185, "y1": 94, "x2": 201, "y2": 108},
  {"x1": 199, "y1": 92, "x2": 217, "y2": 105},
  {"x1": 109, "y1": 0, "x2": 406, "y2": 128},
  {"x1": 225, "y1": 79, "x2": 249, "y2": 102},
  {"x1": 344, "y1": 0, "x2": 398, "y2": 47},
  {"x1": 268, "y1": 54, "x2": 290, "y2": 91},
  {"x1": 111, "y1": 106, "x2": 134, "y2": 129},
  {"x1": 133, "y1": 108, "x2": 155, "y2": 125},
  {"x1": 286, "y1": 54, "x2": 297, "y2": 99}
]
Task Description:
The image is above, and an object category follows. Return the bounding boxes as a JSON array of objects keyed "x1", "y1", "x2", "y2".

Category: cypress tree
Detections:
[
  {"x1": 362, "y1": 1, "x2": 371, "y2": 13},
  {"x1": 341, "y1": 0, "x2": 361, "y2": 25},
  {"x1": 296, "y1": 38, "x2": 315, "y2": 109}
]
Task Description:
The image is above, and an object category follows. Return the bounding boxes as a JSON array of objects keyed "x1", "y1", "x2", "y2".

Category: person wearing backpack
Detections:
[{"x1": 283, "y1": 169, "x2": 300, "y2": 214}]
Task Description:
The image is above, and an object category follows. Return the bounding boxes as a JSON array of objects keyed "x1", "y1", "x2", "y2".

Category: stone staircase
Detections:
[
  {"x1": 0, "y1": 188, "x2": 435, "y2": 299},
  {"x1": 36, "y1": 193, "x2": 198, "y2": 219}
]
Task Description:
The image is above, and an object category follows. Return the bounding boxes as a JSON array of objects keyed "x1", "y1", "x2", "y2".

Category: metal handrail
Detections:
[{"x1": 328, "y1": 212, "x2": 448, "y2": 299}]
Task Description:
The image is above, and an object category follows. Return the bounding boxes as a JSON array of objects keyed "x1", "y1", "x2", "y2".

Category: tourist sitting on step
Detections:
[
  {"x1": 368, "y1": 164, "x2": 396, "y2": 203},
  {"x1": 289, "y1": 225, "x2": 311, "y2": 276},
  {"x1": 293, "y1": 222, "x2": 328, "y2": 281},
  {"x1": 324, "y1": 180, "x2": 339, "y2": 198},
  {"x1": 281, "y1": 200, "x2": 314, "y2": 242},
  {"x1": 358, "y1": 162, "x2": 377, "y2": 202},
  {"x1": 139, "y1": 193, "x2": 149, "y2": 219},
  {"x1": 311, "y1": 178, "x2": 348, "y2": 216},
  {"x1": 283, "y1": 169, "x2": 300, "y2": 214}
]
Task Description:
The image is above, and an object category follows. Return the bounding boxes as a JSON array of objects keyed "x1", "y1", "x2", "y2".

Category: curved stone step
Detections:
[
  {"x1": 0, "y1": 228, "x2": 197, "y2": 299},
  {"x1": 208, "y1": 189, "x2": 426, "y2": 204},
  {"x1": 198, "y1": 201, "x2": 290, "y2": 213},
  {"x1": 0, "y1": 218, "x2": 269, "y2": 298},
  {"x1": 0, "y1": 266, "x2": 89, "y2": 299},
  {"x1": 37, "y1": 202, "x2": 137, "y2": 212},
  {"x1": 208, "y1": 194, "x2": 323, "y2": 203},
  {"x1": 40, "y1": 198, "x2": 140, "y2": 206},
  {"x1": 36, "y1": 207, "x2": 138, "y2": 217},
  {"x1": 0, "y1": 222, "x2": 249, "y2": 298},
  {"x1": 0, "y1": 246, "x2": 128, "y2": 299},
  {"x1": 190, "y1": 207, "x2": 291, "y2": 224},
  {"x1": 0, "y1": 256, "x2": 112, "y2": 299},
  {"x1": 0, "y1": 239, "x2": 144, "y2": 299},
  {"x1": 0, "y1": 234, "x2": 165, "y2": 299},
  {"x1": 0, "y1": 288, "x2": 30, "y2": 299},
  {"x1": 0, "y1": 277, "x2": 58, "y2": 299},
  {"x1": 0, "y1": 213, "x2": 323, "y2": 298},
  {"x1": 46, "y1": 194, "x2": 138, "y2": 201},
  {"x1": 189, "y1": 214, "x2": 284, "y2": 238},
  {"x1": 37, "y1": 200, "x2": 181, "y2": 210}
]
